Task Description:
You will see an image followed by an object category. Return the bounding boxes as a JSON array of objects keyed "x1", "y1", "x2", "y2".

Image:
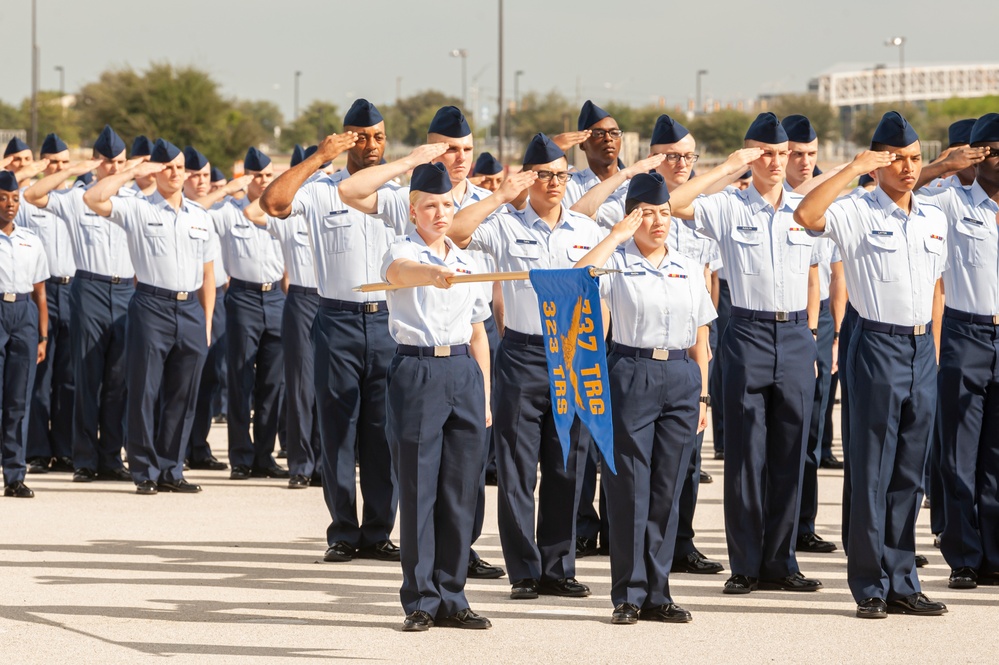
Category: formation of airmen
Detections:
[{"x1": 1, "y1": 97, "x2": 998, "y2": 630}]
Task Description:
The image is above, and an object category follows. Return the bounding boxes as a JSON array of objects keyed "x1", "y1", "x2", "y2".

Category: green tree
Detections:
[
  {"x1": 506, "y1": 90, "x2": 575, "y2": 144},
  {"x1": 688, "y1": 109, "x2": 754, "y2": 154},
  {"x1": 388, "y1": 90, "x2": 463, "y2": 146},
  {"x1": 18, "y1": 91, "x2": 82, "y2": 146},
  {"x1": 763, "y1": 94, "x2": 840, "y2": 142},
  {"x1": 281, "y1": 101, "x2": 340, "y2": 150},
  {"x1": 0, "y1": 100, "x2": 22, "y2": 130}
]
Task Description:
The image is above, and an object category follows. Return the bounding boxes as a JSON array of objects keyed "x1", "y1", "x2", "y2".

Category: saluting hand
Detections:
[
  {"x1": 408, "y1": 142, "x2": 450, "y2": 166},
  {"x1": 67, "y1": 159, "x2": 102, "y2": 177},
  {"x1": 125, "y1": 155, "x2": 151, "y2": 170},
  {"x1": 425, "y1": 265, "x2": 455, "y2": 289},
  {"x1": 609, "y1": 209, "x2": 644, "y2": 244},
  {"x1": 552, "y1": 130, "x2": 591, "y2": 152},
  {"x1": 624, "y1": 153, "x2": 666, "y2": 177},
  {"x1": 15, "y1": 159, "x2": 50, "y2": 181},
  {"x1": 724, "y1": 147, "x2": 765, "y2": 174},
  {"x1": 317, "y1": 132, "x2": 359, "y2": 161},
  {"x1": 132, "y1": 161, "x2": 166, "y2": 178},
  {"x1": 852, "y1": 149, "x2": 894, "y2": 174},
  {"x1": 942, "y1": 145, "x2": 988, "y2": 171},
  {"x1": 223, "y1": 174, "x2": 253, "y2": 195},
  {"x1": 495, "y1": 169, "x2": 538, "y2": 203}
]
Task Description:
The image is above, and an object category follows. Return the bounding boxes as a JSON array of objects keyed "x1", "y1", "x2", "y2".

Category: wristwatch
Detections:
[
  {"x1": 699, "y1": 395, "x2": 711, "y2": 406},
  {"x1": 39, "y1": 336, "x2": 48, "y2": 342}
]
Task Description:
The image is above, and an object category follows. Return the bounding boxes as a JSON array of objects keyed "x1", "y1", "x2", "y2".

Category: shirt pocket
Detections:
[
  {"x1": 923, "y1": 234, "x2": 945, "y2": 281},
  {"x1": 80, "y1": 211, "x2": 106, "y2": 246},
  {"x1": 954, "y1": 218, "x2": 986, "y2": 268},
  {"x1": 508, "y1": 239, "x2": 542, "y2": 270},
  {"x1": 730, "y1": 226, "x2": 762, "y2": 275},
  {"x1": 863, "y1": 232, "x2": 900, "y2": 283},
  {"x1": 565, "y1": 245, "x2": 592, "y2": 264},
  {"x1": 230, "y1": 223, "x2": 255, "y2": 258},
  {"x1": 321, "y1": 212, "x2": 353, "y2": 253},
  {"x1": 785, "y1": 231, "x2": 813, "y2": 274},
  {"x1": 143, "y1": 221, "x2": 167, "y2": 256},
  {"x1": 294, "y1": 230, "x2": 313, "y2": 266}
]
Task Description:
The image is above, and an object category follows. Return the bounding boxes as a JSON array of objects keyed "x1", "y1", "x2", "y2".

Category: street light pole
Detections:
[
  {"x1": 449, "y1": 49, "x2": 469, "y2": 111},
  {"x1": 886, "y1": 36, "x2": 906, "y2": 104},
  {"x1": 30, "y1": 0, "x2": 39, "y2": 150},
  {"x1": 514, "y1": 70, "x2": 524, "y2": 112},
  {"x1": 696, "y1": 69, "x2": 708, "y2": 116},
  {"x1": 294, "y1": 70, "x2": 302, "y2": 120},
  {"x1": 497, "y1": 0, "x2": 504, "y2": 163},
  {"x1": 54, "y1": 65, "x2": 64, "y2": 97}
]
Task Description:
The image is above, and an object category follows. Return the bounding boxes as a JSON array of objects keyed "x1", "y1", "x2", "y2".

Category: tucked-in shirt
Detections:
[
  {"x1": 810, "y1": 237, "x2": 841, "y2": 301},
  {"x1": 209, "y1": 196, "x2": 284, "y2": 283},
  {"x1": 667, "y1": 220, "x2": 722, "y2": 271},
  {"x1": 209, "y1": 230, "x2": 227, "y2": 288},
  {"x1": 107, "y1": 192, "x2": 217, "y2": 292},
  {"x1": 599, "y1": 240, "x2": 716, "y2": 349},
  {"x1": 818, "y1": 185, "x2": 948, "y2": 326},
  {"x1": 919, "y1": 180, "x2": 999, "y2": 316},
  {"x1": 381, "y1": 233, "x2": 488, "y2": 346},
  {"x1": 291, "y1": 169, "x2": 404, "y2": 301},
  {"x1": 16, "y1": 197, "x2": 76, "y2": 278},
  {"x1": 688, "y1": 183, "x2": 814, "y2": 312},
  {"x1": 563, "y1": 167, "x2": 629, "y2": 230},
  {"x1": 267, "y1": 214, "x2": 318, "y2": 289},
  {"x1": 0, "y1": 224, "x2": 50, "y2": 292},
  {"x1": 46, "y1": 184, "x2": 136, "y2": 278},
  {"x1": 468, "y1": 201, "x2": 606, "y2": 335}
]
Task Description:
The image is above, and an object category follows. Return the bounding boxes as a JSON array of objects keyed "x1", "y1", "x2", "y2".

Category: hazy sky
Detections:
[{"x1": 3, "y1": 0, "x2": 998, "y2": 125}]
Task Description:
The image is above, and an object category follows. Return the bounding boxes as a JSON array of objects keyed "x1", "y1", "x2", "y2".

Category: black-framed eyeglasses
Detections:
[
  {"x1": 532, "y1": 170, "x2": 571, "y2": 184},
  {"x1": 663, "y1": 153, "x2": 699, "y2": 164},
  {"x1": 589, "y1": 129, "x2": 623, "y2": 140}
]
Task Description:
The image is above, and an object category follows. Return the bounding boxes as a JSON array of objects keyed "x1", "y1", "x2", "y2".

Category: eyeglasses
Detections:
[
  {"x1": 532, "y1": 170, "x2": 571, "y2": 184},
  {"x1": 662, "y1": 153, "x2": 699, "y2": 164},
  {"x1": 589, "y1": 129, "x2": 623, "y2": 140}
]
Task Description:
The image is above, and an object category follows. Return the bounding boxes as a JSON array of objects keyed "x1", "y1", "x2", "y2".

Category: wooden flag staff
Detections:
[{"x1": 353, "y1": 268, "x2": 620, "y2": 293}]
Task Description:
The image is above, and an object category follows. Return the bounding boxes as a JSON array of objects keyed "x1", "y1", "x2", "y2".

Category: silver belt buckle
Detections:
[
  {"x1": 433, "y1": 345, "x2": 451, "y2": 357},
  {"x1": 992, "y1": 315, "x2": 999, "y2": 326},
  {"x1": 2, "y1": 293, "x2": 16, "y2": 303},
  {"x1": 912, "y1": 324, "x2": 927, "y2": 336},
  {"x1": 775, "y1": 311, "x2": 790, "y2": 322},
  {"x1": 58, "y1": 276, "x2": 71, "y2": 284},
  {"x1": 177, "y1": 291, "x2": 190, "y2": 301},
  {"x1": 651, "y1": 348, "x2": 670, "y2": 361},
  {"x1": 110, "y1": 274, "x2": 121, "y2": 284},
  {"x1": 260, "y1": 282, "x2": 273, "y2": 292},
  {"x1": 363, "y1": 302, "x2": 379, "y2": 313}
]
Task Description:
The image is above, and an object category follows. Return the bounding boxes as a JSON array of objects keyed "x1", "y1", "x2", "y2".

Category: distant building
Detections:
[{"x1": 810, "y1": 62, "x2": 999, "y2": 108}]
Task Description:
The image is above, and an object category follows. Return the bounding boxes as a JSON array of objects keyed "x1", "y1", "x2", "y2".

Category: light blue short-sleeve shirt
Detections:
[
  {"x1": 563, "y1": 167, "x2": 629, "y2": 231},
  {"x1": 209, "y1": 197, "x2": 284, "y2": 283},
  {"x1": 266, "y1": 214, "x2": 318, "y2": 289},
  {"x1": 16, "y1": 197, "x2": 76, "y2": 278},
  {"x1": 46, "y1": 184, "x2": 136, "y2": 278},
  {"x1": 0, "y1": 225, "x2": 50, "y2": 292}
]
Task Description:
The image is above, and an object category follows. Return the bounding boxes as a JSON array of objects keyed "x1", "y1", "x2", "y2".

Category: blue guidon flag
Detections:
[{"x1": 529, "y1": 268, "x2": 615, "y2": 474}]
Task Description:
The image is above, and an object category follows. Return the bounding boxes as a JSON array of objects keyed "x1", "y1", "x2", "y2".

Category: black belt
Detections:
[
  {"x1": 504, "y1": 329, "x2": 546, "y2": 346},
  {"x1": 397, "y1": 344, "x2": 469, "y2": 358},
  {"x1": 47, "y1": 276, "x2": 72, "y2": 285},
  {"x1": 944, "y1": 307, "x2": 999, "y2": 326},
  {"x1": 136, "y1": 282, "x2": 193, "y2": 301},
  {"x1": 859, "y1": 317, "x2": 929, "y2": 337},
  {"x1": 230, "y1": 278, "x2": 280, "y2": 292},
  {"x1": 76, "y1": 269, "x2": 127, "y2": 284},
  {"x1": 1, "y1": 293, "x2": 29, "y2": 303},
  {"x1": 287, "y1": 285, "x2": 319, "y2": 296},
  {"x1": 731, "y1": 306, "x2": 808, "y2": 323},
  {"x1": 613, "y1": 343, "x2": 688, "y2": 361},
  {"x1": 319, "y1": 298, "x2": 387, "y2": 313}
]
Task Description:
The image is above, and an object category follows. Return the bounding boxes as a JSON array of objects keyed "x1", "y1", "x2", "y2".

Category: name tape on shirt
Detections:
[
  {"x1": 962, "y1": 217, "x2": 984, "y2": 226},
  {"x1": 870, "y1": 230, "x2": 893, "y2": 237}
]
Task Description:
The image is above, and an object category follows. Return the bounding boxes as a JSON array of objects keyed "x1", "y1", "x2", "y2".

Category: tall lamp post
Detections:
[
  {"x1": 30, "y1": 0, "x2": 39, "y2": 149},
  {"x1": 885, "y1": 36, "x2": 906, "y2": 104},
  {"x1": 294, "y1": 70, "x2": 302, "y2": 120},
  {"x1": 497, "y1": 0, "x2": 504, "y2": 162},
  {"x1": 450, "y1": 49, "x2": 469, "y2": 111},
  {"x1": 54, "y1": 65, "x2": 64, "y2": 97},
  {"x1": 696, "y1": 69, "x2": 708, "y2": 115},
  {"x1": 514, "y1": 70, "x2": 524, "y2": 112}
]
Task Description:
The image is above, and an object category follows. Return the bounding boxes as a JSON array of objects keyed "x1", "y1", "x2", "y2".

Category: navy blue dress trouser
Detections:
[
  {"x1": 313, "y1": 306, "x2": 397, "y2": 548},
  {"x1": 27, "y1": 279, "x2": 74, "y2": 461},
  {"x1": 605, "y1": 353, "x2": 698, "y2": 608},
  {"x1": 799, "y1": 300, "x2": 834, "y2": 536},
  {"x1": 283, "y1": 288, "x2": 321, "y2": 478},
  {"x1": 1, "y1": 299, "x2": 38, "y2": 485},
  {"x1": 721, "y1": 316, "x2": 815, "y2": 579},
  {"x1": 469, "y1": 314, "x2": 499, "y2": 563},
  {"x1": 125, "y1": 291, "x2": 207, "y2": 484},
  {"x1": 70, "y1": 277, "x2": 131, "y2": 472},
  {"x1": 225, "y1": 284, "x2": 284, "y2": 469},
  {"x1": 186, "y1": 286, "x2": 226, "y2": 463},
  {"x1": 845, "y1": 323, "x2": 935, "y2": 603},
  {"x1": 709, "y1": 279, "x2": 732, "y2": 455},
  {"x1": 839, "y1": 303, "x2": 859, "y2": 550}
]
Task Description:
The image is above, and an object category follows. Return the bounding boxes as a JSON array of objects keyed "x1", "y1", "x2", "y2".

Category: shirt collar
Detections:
[
  {"x1": 871, "y1": 184, "x2": 921, "y2": 218},
  {"x1": 148, "y1": 190, "x2": 194, "y2": 214},
  {"x1": 622, "y1": 238, "x2": 679, "y2": 273},
  {"x1": 969, "y1": 180, "x2": 999, "y2": 211},
  {"x1": 742, "y1": 181, "x2": 795, "y2": 214},
  {"x1": 407, "y1": 230, "x2": 466, "y2": 267},
  {"x1": 523, "y1": 200, "x2": 574, "y2": 232}
]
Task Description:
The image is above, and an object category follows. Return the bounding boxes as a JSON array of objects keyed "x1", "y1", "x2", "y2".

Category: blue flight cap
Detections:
[
  {"x1": 858, "y1": 174, "x2": 875, "y2": 187},
  {"x1": 970, "y1": 113, "x2": 999, "y2": 144},
  {"x1": 871, "y1": 111, "x2": 918, "y2": 148},
  {"x1": 150, "y1": 139, "x2": 181, "y2": 164},
  {"x1": 131, "y1": 135, "x2": 154, "y2": 158},
  {"x1": 4, "y1": 136, "x2": 30, "y2": 157},
  {"x1": 410, "y1": 162, "x2": 452, "y2": 194},
  {"x1": 210, "y1": 166, "x2": 225, "y2": 182},
  {"x1": 473, "y1": 152, "x2": 503, "y2": 176},
  {"x1": 304, "y1": 145, "x2": 318, "y2": 159},
  {"x1": 577, "y1": 100, "x2": 611, "y2": 131},
  {"x1": 781, "y1": 115, "x2": 817, "y2": 142},
  {"x1": 813, "y1": 165, "x2": 823, "y2": 177},
  {"x1": 522, "y1": 133, "x2": 566, "y2": 166},
  {"x1": 0, "y1": 170, "x2": 18, "y2": 191},
  {"x1": 343, "y1": 98, "x2": 384, "y2": 128},
  {"x1": 626, "y1": 172, "x2": 670, "y2": 206},
  {"x1": 650, "y1": 115, "x2": 690, "y2": 145},
  {"x1": 183, "y1": 146, "x2": 209, "y2": 171},
  {"x1": 40, "y1": 133, "x2": 68, "y2": 155},
  {"x1": 427, "y1": 106, "x2": 471, "y2": 138},
  {"x1": 93, "y1": 125, "x2": 126, "y2": 159},
  {"x1": 739, "y1": 170, "x2": 751, "y2": 179},
  {"x1": 244, "y1": 147, "x2": 272, "y2": 171},
  {"x1": 290, "y1": 144, "x2": 306, "y2": 167},
  {"x1": 745, "y1": 113, "x2": 788, "y2": 143},
  {"x1": 76, "y1": 172, "x2": 94, "y2": 186},
  {"x1": 948, "y1": 118, "x2": 977, "y2": 146}
]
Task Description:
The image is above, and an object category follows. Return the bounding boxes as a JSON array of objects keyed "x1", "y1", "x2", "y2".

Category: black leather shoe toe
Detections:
[
  {"x1": 612, "y1": 603, "x2": 639, "y2": 625},
  {"x1": 356, "y1": 540, "x2": 401, "y2": 561},
  {"x1": 723, "y1": 574, "x2": 758, "y2": 594},
  {"x1": 671, "y1": 549, "x2": 724, "y2": 574},
  {"x1": 4, "y1": 480, "x2": 34, "y2": 498},
  {"x1": 250, "y1": 464, "x2": 290, "y2": 479},
  {"x1": 73, "y1": 468, "x2": 97, "y2": 483},
  {"x1": 468, "y1": 558, "x2": 506, "y2": 579},
  {"x1": 135, "y1": 480, "x2": 158, "y2": 495},
  {"x1": 856, "y1": 597, "x2": 888, "y2": 619},
  {"x1": 323, "y1": 541, "x2": 356, "y2": 562},
  {"x1": 915, "y1": 554, "x2": 929, "y2": 568},
  {"x1": 887, "y1": 593, "x2": 947, "y2": 616},
  {"x1": 189, "y1": 456, "x2": 228, "y2": 471},
  {"x1": 539, "y1": 577, "x2": 591, "y2": 597},
  {"x1": 639, "y1": 603, "x2": 692, "y2": 623},
  {"x1": 50, "y1": 456, "x2": 74, "y2": 473},
  {"x1": 97, "y1": 467, "x2": 132, "y2": 482},
  {"x1": 797, "y1": 533, "x2": 837, "y2": 553},
  {"x1": 576, "y1": 536, "x2": 599, "y2": 558},
  {"x1": 26, "y1": 457, "x2": 50, "y2": 474},
  {"x1": 229, "y1": 465, "x2": 251, "y2": 480},
  {"x1": 157, "y1": 479, "x2": 202, "y2": 493},
  {"x1": 819, "y1": 456, "x2": 844, "y2": 469},
  {"x1": 510, "y1": 578, "x2": 539, "y2": 599},
  {"x1": 288, "y1": 474, "x2": 310, "y2": 489},
  {"x1": 435, "y1": 608, "x2": 491, "y2": 629},
  {"x1": 949, "y1": 567, "x2": 978, "y2": 589},
  {"x1": 759, "y1": 572, "x2": 822, "y2": 592},
  {"x1": 699, "y1": 470, "x2": 713, "y2": 484},
  {"x1": 402, "y1": 610, "x2": 434, "y2": 632}
]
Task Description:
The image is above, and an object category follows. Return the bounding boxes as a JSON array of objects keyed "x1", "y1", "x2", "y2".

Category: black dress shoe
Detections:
[
  {"x1": 310, "y1": 473, "x2": 323, "y2": 488},
  {"x1": 157, "y1": 479, "x2": 202, "y2": 493},
  {"x1": 323, "y1": 541, "x2": 356, "y2": 562},
  {"x1": 671, "y1": 549, "x2": 724, "y2": 574},
  {"x1": 539, "y1": 577, "x2": 591, "y2": 597},
  {"x1": 639, "y1": 603, "x2": 692, "y2": 623},
  {"x1": 576, "y1": 536, "x2": 599, "y2": 558},
  {"x1": 356, "y1": 540, "x2": 401, "y2": 561},
  {"x1": 612, "y1": 603, "x2": 639, "y2": 625},
  {"x1": 976, "y1": 571, "x2": 999, "y2": 586},
  {"x1": 723, "y1": 574, "x2": 758, "y2": 594},
  {"x1": 949, "y1": 567, "x2": 978, "y2": 589},
  {"x1": 510, "y1": 578, "x2": 539, "y2": 599},
  {"x1": 229, "y1": 465, "x2": 252, "y2": 480},
  {"x1": 402, "y1": 610, "x2": 434, "y2": 632},
  {"x1": 856, "y1": 597, "x2": 888, "y2": 619},
  {"x1": 4, "y1": 480, "x2": 35, "y2": 498},
  {"x1": 759, "y1": 572, "x2": 823, "y2": 592},
  {"x1": 135, "y1": 480, "x2": 158, "y2": 495},
  {"x1": 819, "y1": 455, "x2": 844, "y2": 469},
  {"x1": 288, "y1": 474, "x2": 310, "y2": 489},
  {"x1": 797, "y1": 533, "x2": 837, "y2": 553},
  {"x1": 212, "y1": 413, "x2": 227, "y2": 424},
  {"x1": 468, "y1": 558, "x2": 506, "y2": 579},
  {"x1": 250, "y1": 464, "x2": 290, "y2": 479},
  {"x1": 189, "y1": 456, "x2": 228, "y2": 471},
  {"x1": 73, "y1": 468, "x2": 97, "y2": 483},
  {"x1": 26, "y1": 457, "x2": 50, "y2": 474},
  {"x1": 887, "y1": 593, "x2": 947, "y2": 616},
  {"x1": 435, "y1": 608, "x2": 491, "y2": 629},
  {"x1": 713, "y1": 451, "x2": 724, "y2": 460},
  {"x1": 933, "y1": 535, "x2": 940, "y2": 549},
  {"x1": 699, "y1": 470, "x2": 713, "y2": 483},
  {"x1": 915, "y1": 554, "x2": 929, "y2": 568},
  {"x1": 484, "y1": 470, "x2": 498, "y2": 486},
  {"x1": 276, "y1": 449, "x2": 288, "y2": 459},
  {"x1": 97, "y1": 467, "x2": 132, "y2": 481}
]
